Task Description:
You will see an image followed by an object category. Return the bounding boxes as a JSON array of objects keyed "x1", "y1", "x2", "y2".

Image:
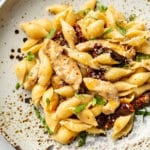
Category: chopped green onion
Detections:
[
  {"x1": 115, "y1": 21, "x2": 126, "y2": 36},
  {"x1": 26, "y1": 51, "x2": 35, "y2": 61},
  {"x1": 34, "y1": 106, "x2": 53, "y2": 134},
  {"x1": 46, "y1": 28, "x2": 56, "y2": 39},
  {"x1": 129, "y1": 14, "x2": 136, "y2": 21},
  {"x1": 135, "y1": 109, "x2": 150, "y2": 116},
  {"x1": 123, "y1": 63, "x2": 129, "y2": 68},
  {"x1": 74, "y1": 104, "x2": 86, "y2": 114},
  {"x1": 92, "y1": 95, "x2": 107, "y2": 106},
  {"x1": 78, "y1": 8, "x2": 91, "y2": 16},
  {"x1": 78, "y1": 132, "x2": 87, "y2": 147},
  {"x1": 34, "y1": 106, "x2": 42, "y2": 119},
  {"x1": 15, "y1": 82, "x2": 21, "y2": 90},
  {"x1": 96, "y1": 1, "x2": 108, "y2": 12},
  {"x1": 89, "y1": 37, "x2": 97, "y2": 40},
  {"x1": 46, "y1": 98, "x2": 50, "y2": 105},
  {"x1": 103, "y1": 28, "x2": 113, "y2": 36},
  {"x1": 135, "y1": 53, "x2": 150, "y2": 62}
]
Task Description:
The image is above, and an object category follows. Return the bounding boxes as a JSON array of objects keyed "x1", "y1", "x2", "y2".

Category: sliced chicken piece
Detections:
[
  {"x1": 44, "y1": 39, "x2": 82, "y2": 90},
  {"x1": 83, "y1": 77, "x2": 120, "y2": 114}
]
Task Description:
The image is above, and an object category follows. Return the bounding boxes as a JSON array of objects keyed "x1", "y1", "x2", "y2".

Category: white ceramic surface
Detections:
[{"x1": 0, "y1": 0, "x2": 150, "y2": 150}]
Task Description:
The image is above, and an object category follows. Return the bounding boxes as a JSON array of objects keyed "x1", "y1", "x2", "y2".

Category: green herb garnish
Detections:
[
  {"x1": 123, "y1": 63, "x2": 129, "y2": 68},
  {"x1": 78, "y1": 132, "x2": 87, "y2": 147},
  {"x1": 103, "y1": 28, "x2": 113, "y2": 36},
  {"x1": 129, "y1": 14, "x2": 136, "y2": 21},
  {"x1": 135, "y1": 53, "x2": 150, "y2": 62},
  {"x1": 135, "y1": 109, "x2": 150, "y2": 116},
  {"x1": 46, "y1": 28, "x2": 56, "y2": 39},
  {"x1": 90, "y1": 37, "x2": 97, "y2": 40},
  {"x1": 46, "y1": 98, "x2": 50, "y2": 105},
  {"x1": 78, "y1": 8, "x2": 91, "y2": 16},
  {"x1": 96, "y1": 1, "x2": 108, "y2": 12},
  {"x1": 116, "y1": 21, "x2": 126, "y2": 36},
  {"x1": 26, "y1": 51, "x2": 35, "y2": 61},
  {"x1": 15, "y1": 82, "x2": 21, "y2": 90},
  {"x1": 92, "y1": 95, "x2": 107, "y2": 106},
  {"x1": 74, "y1": 104, "x2": 86, "y2": 114},
  {"x1": 34, "y1": 106, "x2": 53, "y2": 134}
]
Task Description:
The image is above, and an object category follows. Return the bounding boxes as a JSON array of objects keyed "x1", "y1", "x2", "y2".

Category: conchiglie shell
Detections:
[
  {"x1": 78, "y1": 94, "x2": 93, "y2": 104},
  {"x1": 126, "y1": 21, "x2": 146, "y2": 31},
  {"x1": 26, "y1": 59, "x2": 37, "y2": 72},
  {"x1": 120, "y1": 94, "x2": 135, "y2": 103},
  {"x1": 31, "y1": 84, "x2": 46, "y2": 105},
  {"x1": 138, "y1": 41, "x2": 150, "y2": 55},
  {"x1": 20, "y1": 22, "x2": 48, "y2": 39},
  {"x1": 104, "y1": 68, "x2": 132, "y2": 82},
  {"x1": 114, "y1": 81, "x2": 137, "y2": 92},
  {"x1": 52, "y1": 7, "x2": 75, "y2": 30},
  {"x1": 24, "y1": 60, "x2": 39, "y2": 90},
  {"x1": 41, "y1": 87, "x2": 59, "y2": 112},
  {"x1": 51, "y1": 75, "x2": 65, "y2": 89},
  {"x1": 134, "y1": 84, "x2": 150, "y2": 98},
  {"x1": 61, "y1": 20, "x2": 77, "y2": 48},
  {"x1": 91, "y1": 53, "x2": 119, "y2": 66},
  {"x1": 47, "y1": 4, "x2": 69, "y2": 14},
  {"x1": 38, "y1": 48, "x2": 53, "y2": 87},
  {"x1": 26, "y1": 43, "x2": 43, "y2": 54},
  {"x1": 86, "y1": 10, "x2": 106, "y2": 21},
  {"x1": 66, "y1": 47, "x2": 93, "y2": 66},
  {"x1": 77, "y1": 109, "x2": 98, "y2": 126},
  {"x1": 126, "y1": 30, "x2": 145, "y2": 38},
  {"x1": 123, "y1": 36, "x2": 146, "y2": 47},
  {"x1": 56, "y1": 97, "x2": 81, "y2": 120},
  {"x1": 65, "y1": 7, "x2": 76, "y2": 26},
  {"x1": 32, "y1": 19, "x2": 52, "y2": 32},
  {"x1": 54, "y1": 86, "x2": 75, "y2": 97},
  {"x1": 86, "y1": 127, "x2": 105, "y2": 135},
  {"x1": 15, "y1": 59, "x2": 27, "y2": 84},
  {"x1": 60, "y1": 119, "x2": 92, "y2": 132},
  {"x1": 87, "y1": 20, "x2": 104, "y2": 39},
  {"x1": 119, "y1": 89, "x2": 135, "y2": 97},
  {"x1": 102, "y1": 100, "x2": 120, "y2": 115},
  {"x1": 21, "y1": 39, "x2": 40, "y2": 51},
  {"x1": 91, "y1": 105, "x2": 103, "y2": 117},
  {"x1": 126, "y1": 72, "x2": 150, "y2": 87},
  {"x1": 45, "y1": 111, "x2": 60, "y2": 133},
  {"x1": 103, "y1": 28, "x2": 124, "y2": 41},
  {"x1": 53, "y1": 126, "x2": 78, "y2": 144},
  {"x1": 80, "y1": 0, "x2": 96, "y2": 10},
  {"x1": 135, "y1": 67, "x2": 147, "y2": 73},
  {"x1": 112, "y1": 117, "x2": 133, "y2": 140},
  {"x1": 105, "y1": 6, "x2": 117, "y2": 27},
  {"x1": 112, "y1": 114, "x2": 134, "y2": 140}
]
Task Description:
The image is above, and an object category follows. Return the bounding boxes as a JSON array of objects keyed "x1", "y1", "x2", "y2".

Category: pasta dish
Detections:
[{"x1": 15, "y1": 0, "x2": 150, "y2": 146}]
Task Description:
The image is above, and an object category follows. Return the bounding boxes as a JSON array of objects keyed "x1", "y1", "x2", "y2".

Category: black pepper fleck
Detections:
[
  {"x1": 10, "y1": 55, "x2": 14, "y2": 59},
  {"x1": 15, "y1": 29, "x2": 19, "y2": 34},
  {"x1": 24, "y1": 97, "x2": 31, "y2": 104},
  {"x1": 11, "y1": 49, "x2": 15, "y2": 53},
  {"x1": 17, "y1": 48, "x2": 21, "y2": 53},
  {"x1": 23, "y1": 38, "x2": 28, "y2": 42}
]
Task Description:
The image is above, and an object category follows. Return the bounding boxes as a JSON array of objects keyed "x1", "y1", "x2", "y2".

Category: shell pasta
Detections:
[{"x1": 15, "y1": 0, "x2": 150, "y2": 146}]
